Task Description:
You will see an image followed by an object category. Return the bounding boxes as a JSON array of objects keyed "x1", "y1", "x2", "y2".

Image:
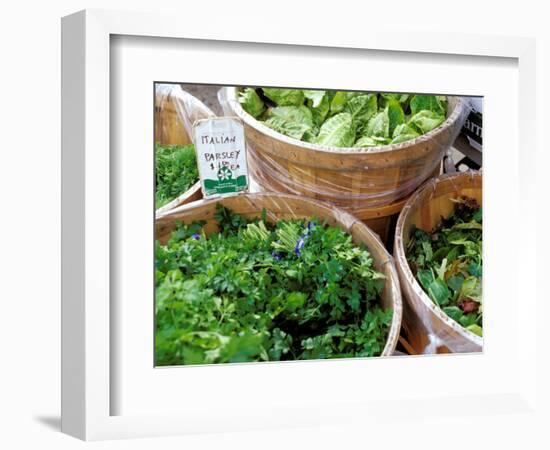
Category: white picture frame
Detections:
[{"x1": 61, "y1": 8, "x2": 541, "y2": 442}]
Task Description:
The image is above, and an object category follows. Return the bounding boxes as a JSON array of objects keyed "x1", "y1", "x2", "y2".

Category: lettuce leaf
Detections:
[
  {"x1": 315, "y1": 112, "x2": 355, "y2": 147},
  {"x1": 269, "y1": 105, "x2": 314, "y2": 128},
  {"x1": 329, "y1": 91, "x2": 349, "y2": 115},
  {"x1": 408, "y1": 110, "x2": 445, "y2": 134},
  {"x1": 387, "y1": 99, "x2": 405, "y2": 136},
  {"x1": 381, "y1": 93, "x2": 410, "y2": 104},
  {"x1": 238, "y1": 88, "x2": 265, "y2": 118},
  {"x1": 262, "y1": 88, "x2": 304, "y2": 106},
  {"x1": 345, "y1": 94, "x2": 378, "y2": 129},
  {"x1": 354, "y1": 135, "x2": 390, "y2": 148},
  {"x1": 303, "y1": 90, "x2": 326, "y2": 108},
  {"x1": 364, "y1": 110, "x2": 389, "y2": 138},
  {"x1": 391, "y1": 123, "x2": 420, "y2": 144},
  {"x1": 304, "y1": 90, "x2": 330, "y2": 126},
  {"x1": 410, "y1": 95, "x2": 446, "y2": 116},
  {"x1": 263, "y1": 116, "x2": 312, "y2": 140}
]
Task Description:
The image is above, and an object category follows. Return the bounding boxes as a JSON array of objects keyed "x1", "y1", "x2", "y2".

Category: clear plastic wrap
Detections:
[
  {"x1": 393, "y1": 170, "x2": 483, "y2": 354},
  {"x1": 155, "y1": 84, "x2": 215, "y2": 215},
  {"x1": 155, "y1": 191, "x2": 403, "y2": 357},
  {"x1": 218, "y1": 87, "x2": 471, "y2": 213},
  {"x1": 155, "y1": 83, "x2": 216, "y2": 146}
]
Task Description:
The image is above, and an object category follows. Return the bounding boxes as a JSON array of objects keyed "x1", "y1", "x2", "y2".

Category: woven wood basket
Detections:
[
  {"x1": 393, "y1": 171, "x2": 483, "y2": 354},
  {"x1": 223, "y1": 87, "x2": 468, "y2": 216},
  {"x1": 156, "y1": 192, "x2": 403, "y2": 357},
  {"x1": 155, "y1": 86, "x2": 214, "y2": 215}
]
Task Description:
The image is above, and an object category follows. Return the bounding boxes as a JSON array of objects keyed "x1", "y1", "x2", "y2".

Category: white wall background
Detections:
[{"x1": 0, "y1": 1, "x2": 547, "y2": 449}]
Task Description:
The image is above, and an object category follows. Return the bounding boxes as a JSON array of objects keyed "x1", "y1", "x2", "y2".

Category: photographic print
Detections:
[{"x1": 154, "y1": 83, "x2": 483, "y2": 366}]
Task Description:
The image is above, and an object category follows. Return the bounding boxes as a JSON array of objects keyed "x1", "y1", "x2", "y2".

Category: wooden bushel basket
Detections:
[
  {"x1": 154, "y1": 86, "x2": 215, "y2": 215},
  {"x1": 393, "y1": 171, "x2": 483, "y2": 354},
  {"x1": 156, "y1": 192, "x2": 403, "y2": 357},
  {"x1": 223, "y1": 88, "x2": 469, "y2": 243}
]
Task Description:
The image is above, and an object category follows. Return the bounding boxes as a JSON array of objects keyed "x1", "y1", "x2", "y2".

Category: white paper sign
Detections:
[{"x1": 193, "y1": 117, "x2": 249, "y2": 197}]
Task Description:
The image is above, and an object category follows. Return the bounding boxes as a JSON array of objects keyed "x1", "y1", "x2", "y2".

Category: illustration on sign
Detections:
[{"x1": 193, "y1": 117, "x2": 249, "y2": 197}]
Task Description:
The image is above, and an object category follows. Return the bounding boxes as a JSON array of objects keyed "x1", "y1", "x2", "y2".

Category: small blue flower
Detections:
[
  {"x1": 303, "y1": 221, "x2": 316, "y2": 238},
  {"x1": 191, "y1": 233, "x2": 201, "y2": 240},
  {"x1": 294, "y1": 237, "x2": 305, "y2": 256},
  {"x1": 271, "y1": 251, "x2": 282, "y2": 261}
]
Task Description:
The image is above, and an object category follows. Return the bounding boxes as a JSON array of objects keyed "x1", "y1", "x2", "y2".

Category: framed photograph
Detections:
[{"x1": 61, "y1": 8, "x2": 540, "y2": 441}]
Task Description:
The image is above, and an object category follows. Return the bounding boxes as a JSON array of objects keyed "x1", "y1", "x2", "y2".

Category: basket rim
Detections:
[
  {"x1": 227, "y1": 87, "x2": 470, "y2": 156},
  {"x1": 393, "y1": 171, "x2": 483, "y2": 346},
  {"x1": 155, "y1": 181, "x2": 202, "y2": 216},
  {"x1": 156, "y1": 192, "x2": 403, "y2": 357}
]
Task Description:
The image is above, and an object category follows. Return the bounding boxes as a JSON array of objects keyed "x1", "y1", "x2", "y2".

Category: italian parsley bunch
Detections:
[
  {"x1": 155, "y1": 205, "x2": 393, "y2": 365},
  {"x1": 155, "y1": 143, "x2": 199, "y2": 209}
]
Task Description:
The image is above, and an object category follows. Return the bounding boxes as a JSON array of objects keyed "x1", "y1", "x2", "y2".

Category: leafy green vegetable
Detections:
[
  {"x1": 381, "y1": 93, "x2": 410, "y2": 105},
  {"x1": 238, "y1": 87, "x2": 448, "y2": 149},
  {"x1": 330, "y1": 91, "x2": 351, "y2": 115},
  {"x1": 387, "y1": 99, "x2": 405, "y2": 136},
  {"x1": 391, "y1": 124, "x2": 420, "y2": 144},
  {"x1": 269, "y1": 105, "x2": 314, "y2": 128},
  {"x1": 264, "y1": 117, "x2": 312, "y2": 140},
  {"x1": 239, "y1": 88, "x2": 265, "y2": 118},
  {"x1": 155, "y1": 205, "x2": 393, "y2": 365},
  {"x1": 314, "y1": 112, "x2": 355, "y2": 147},
  {"x1": 354, "y1": 136, "x2": 385, "y2": 148},
  {"x1": 344, "y1": 94, "x2": 378, "y2": 128},
  {"x1": 237, "y1": 88, "x2": 265, "y2": 119},
  {"x1": 410, "y1": 95, "x2": 446, "y2": 116},
  {"x1": 262, "y1": 88, "x2": 304, "y2": 106},
  {"x1": 407, "y1": 197, "x2": 483, "y2": 336},
  {"x1": 408, "y1": 110, "x2": 446, "y2": 134},
  {"x1": 305, "y1": 90, "x2": 330, "y2": 127},
  {"x1": 364, "y1": 110, "x2": 390, "y2": 138},
  {"x1": 155, "y1": 143, "x2": 199, "y2": 209},
  {"x1": 303, "y1": 90, "x2": 327, "y2": 108}
]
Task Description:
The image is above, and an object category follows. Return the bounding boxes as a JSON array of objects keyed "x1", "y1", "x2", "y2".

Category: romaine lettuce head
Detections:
[{"x1": 237, "y1": 86, "x2": 449, "y2": 149}]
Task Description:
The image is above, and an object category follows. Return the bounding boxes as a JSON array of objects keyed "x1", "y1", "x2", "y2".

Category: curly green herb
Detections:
[
  {"x1": 155, "y1": 205, "x2": 393, "y2": 365},
  {"x1": 155, "y1": 143, "x2": 199, "y2": 209}
]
